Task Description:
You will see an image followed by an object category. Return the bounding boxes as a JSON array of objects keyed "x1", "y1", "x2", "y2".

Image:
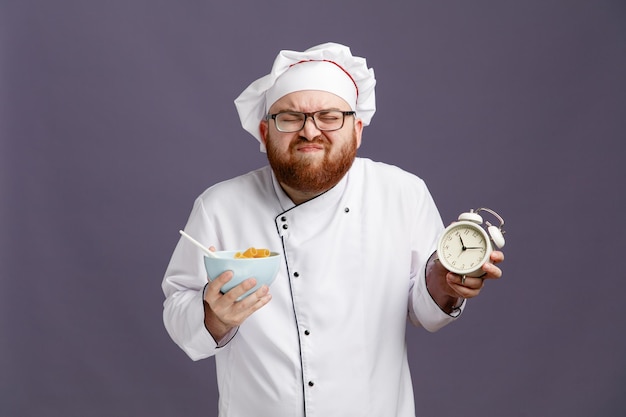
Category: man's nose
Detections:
[{"x1": 299, "y1": 116, "x2": 321, "y2": 140}]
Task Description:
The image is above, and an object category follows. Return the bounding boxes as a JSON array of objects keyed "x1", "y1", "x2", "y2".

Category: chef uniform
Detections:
[{"x1": 162, "y1": 43, "x2": 464, "y2": 417}]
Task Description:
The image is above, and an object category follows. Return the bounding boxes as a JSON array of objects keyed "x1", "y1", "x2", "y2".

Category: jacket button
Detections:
[
  {"x1": 281, "y1": 216, "x2": 287, "y2": 221},
  {"x1": 293, "y1": 272, "x2": 299, "y2": 278},
  {"x1": 304, "y1": 330, "x2": 310, "y2": 335},
  {"x1": 308, "y1": 381, "x2": 314, "y2": 387},
  {"x1": 282, "y1": 224, "x2": 288, "y2": 229}
]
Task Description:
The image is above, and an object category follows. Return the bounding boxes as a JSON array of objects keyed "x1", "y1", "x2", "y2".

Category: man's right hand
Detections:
[{"x1": 203, "y1": 270, "x2": 272, "y2": 342}]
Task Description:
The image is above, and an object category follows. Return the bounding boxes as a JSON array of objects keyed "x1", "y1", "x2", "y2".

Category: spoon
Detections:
[{"x1": 179, "y1": 230, "x2": 219, "y2": 258}]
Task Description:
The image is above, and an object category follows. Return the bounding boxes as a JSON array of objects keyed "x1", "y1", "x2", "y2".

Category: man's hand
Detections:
[
  {"x1": 426, "y1": 250, "x2": 505, "y2": 314},
  {"x1": 203, "y1": 270, "x2": 272, "y2": 342}
]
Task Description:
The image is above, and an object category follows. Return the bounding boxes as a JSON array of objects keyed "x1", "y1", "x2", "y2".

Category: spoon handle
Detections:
[{"x1": 179, "y1": 230, "x2": 218, "y2": 258}]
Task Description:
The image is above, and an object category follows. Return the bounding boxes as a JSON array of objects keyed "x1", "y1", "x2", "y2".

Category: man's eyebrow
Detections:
[{"x1": 273, "y1": 107, "x2": 344, "y2": 113}]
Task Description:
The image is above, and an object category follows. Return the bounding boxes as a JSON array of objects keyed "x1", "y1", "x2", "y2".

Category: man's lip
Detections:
[{"x1": 295, "y1": 144, "x2": 324, "y2": 152}]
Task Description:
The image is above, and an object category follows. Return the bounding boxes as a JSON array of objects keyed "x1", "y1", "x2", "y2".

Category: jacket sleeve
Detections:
[
  {"x1": 406, "y1": 180, "x2": 466, "y2": 331},
  {"x1": 162, "y1": 197, "x2": 227, "y2": 360}
]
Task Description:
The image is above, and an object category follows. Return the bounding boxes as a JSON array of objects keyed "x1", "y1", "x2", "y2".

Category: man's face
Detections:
[{"x1": 259, "y1": 90, "x2": 363, "y2": 196}]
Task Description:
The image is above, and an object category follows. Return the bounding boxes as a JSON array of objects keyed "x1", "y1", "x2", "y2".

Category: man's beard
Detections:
[{"x1": 265, "y1": 132, "x2": 358, "y2": 195}]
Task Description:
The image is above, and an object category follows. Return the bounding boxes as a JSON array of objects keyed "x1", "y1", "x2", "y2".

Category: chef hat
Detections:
[{"x1": 234, "y1": 42, "x2": 376, "y2": 152}]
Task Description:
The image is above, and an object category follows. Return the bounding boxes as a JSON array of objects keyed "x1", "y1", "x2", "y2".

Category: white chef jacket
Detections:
[{"x1": 162, "y1": 157, "x2": 464, "y2": 417}]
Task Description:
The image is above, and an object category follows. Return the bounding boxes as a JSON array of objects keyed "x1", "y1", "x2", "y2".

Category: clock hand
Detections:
[
  {"x1": 465, "y1": 246, "x2": 483, "y2": 250},
  {"x1": 455, "y1": 236, "x2": 467, "y2": 259}
]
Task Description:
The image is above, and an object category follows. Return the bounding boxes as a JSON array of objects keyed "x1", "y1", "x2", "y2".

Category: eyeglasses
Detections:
[{"x1": 266, "y1": 110, "x2": 356, "y2": 133}]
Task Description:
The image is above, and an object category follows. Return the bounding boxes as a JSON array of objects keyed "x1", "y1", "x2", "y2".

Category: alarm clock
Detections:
[{"x1": 436, "y1": 208, "x2": 506, "y2": 277}]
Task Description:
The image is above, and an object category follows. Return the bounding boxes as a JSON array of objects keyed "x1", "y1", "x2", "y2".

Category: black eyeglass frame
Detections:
[{"x1": 265, "y1": 110, "x2": 356, "y2": 132}]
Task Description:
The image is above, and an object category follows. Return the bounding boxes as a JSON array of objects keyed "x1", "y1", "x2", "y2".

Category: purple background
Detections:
[{"x1": 2, "y1": 1, "x2": 625, "y2": 416}]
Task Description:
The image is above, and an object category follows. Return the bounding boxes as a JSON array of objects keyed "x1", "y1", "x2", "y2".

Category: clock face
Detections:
[{"x1": 438, "y1": 222, "x2": 491, "y2": 275}]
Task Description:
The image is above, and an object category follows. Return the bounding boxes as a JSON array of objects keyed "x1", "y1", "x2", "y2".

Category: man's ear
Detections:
[
  {"x1": 259, "y1": 120, "x2": 269, "y2": 146},
  {"x1": 354, "y1": 118, "x2": 363, "y2": 149}
]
